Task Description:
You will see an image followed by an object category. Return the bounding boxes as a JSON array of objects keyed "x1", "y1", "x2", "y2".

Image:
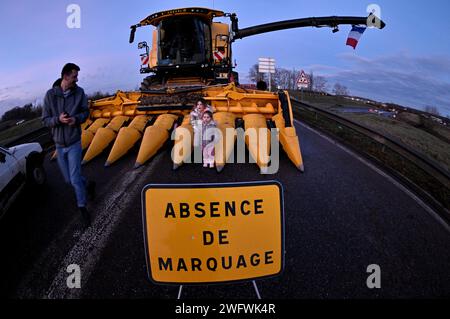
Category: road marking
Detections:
[
  {"x1": 43, "y1": 152, "x2": 166, "y2": 298},
  {"x1": 295, "y1": 119, "x2": 450, "y2": 234},
  {"x1": 16, "y1": 121, "x2": 449, "y2": 297}
]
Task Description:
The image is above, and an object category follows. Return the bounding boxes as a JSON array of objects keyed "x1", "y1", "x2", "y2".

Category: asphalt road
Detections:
[{"x1": 1, "y1": 120, "x2": 449, "y2": 299}]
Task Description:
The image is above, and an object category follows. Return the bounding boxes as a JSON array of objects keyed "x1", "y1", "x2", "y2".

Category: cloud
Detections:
[
  {"x1": 307, "y1": 52, "x2": 450, "y2": 116},
  {"x1": 0, "y1": 53, "x2": 143, "y2": 116},
  {"x1": 2, "y1": 50, "x2": 450, "y2": 118}
]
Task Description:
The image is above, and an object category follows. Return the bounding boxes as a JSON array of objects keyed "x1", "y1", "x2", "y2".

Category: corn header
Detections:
[{"x1": 74, "y1": 7, "x2": 385, "y2": 172}]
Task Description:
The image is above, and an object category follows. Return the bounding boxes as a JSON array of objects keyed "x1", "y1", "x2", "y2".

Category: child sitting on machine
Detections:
[
  {"x1": 201, "y1": 111, "x2": 217, "y2": 168},
  {"x1": 190, "y1": 98, "x2": 212, "y2": 147}
]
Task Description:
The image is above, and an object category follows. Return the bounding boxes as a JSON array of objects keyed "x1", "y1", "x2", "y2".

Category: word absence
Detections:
[{"x1": 142, "y1": 181, "x2": 284, "y2": 284}]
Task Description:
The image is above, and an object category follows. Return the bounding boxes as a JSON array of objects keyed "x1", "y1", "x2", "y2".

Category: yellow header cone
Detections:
[
  {"x1": 81, "y1": 130, "x2": 95, "y2": 150},
  {"x1": 243, "y1": 114, "x2": 271, "y2": 170},
  {"x1": 105, "y1": 127, "x2": 141, "y2": 166},
  {"x1": 172, "y1": 116, "x2": 193, "y2": 169},
  {"x1": 279, "y1": 127, "x2": 304, "y2": 171},
  {"x1": 153, "y1": 113, "x2": 179, "y2": 130},
  {"x1": 82, "y1": 116, "x2": 128, "y2": 164},
  {"x1": 105, "y1": 115, "x2": 149, "y2": 166},
  {"x1": 213, "y1": 112, "x2": 236, "y2": 172},
  {"x1": 273, "y1": 113, "x2": 304, "y2": 171},
  {"x1": 134, "y1": 114, "x2": 177, "y2": 168},
  {"x1": 135, "y1": 126, "x2": 169, "y2": 168},
  {"x1": 81, "y1": 119, "x2": 93, "y2": 130},
  {"x1": 81, "y1": 118, "x2": 110, "y2": 150}
]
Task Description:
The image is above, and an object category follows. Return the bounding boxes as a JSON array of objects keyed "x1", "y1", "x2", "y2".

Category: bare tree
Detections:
[
  {"x1": 273, "y1": 68, "x2": 308, "y2": 90},
  {"x1": 424, "y1": 105, "x2": 440, "y2": 116},
  {"x1": 271, "y1": 68, "x2": 281, "y2": 89},
  {"x1": 313, "y1": 76, "x2": 328, "y2": 92},
  {"x1": 333, "y1": 83, "x2": 349, "y2": 96},
  {"x1": 274, "y1": 68, "x2": 292, "y2": 89},
  {"x1": 308, "y1": 71, "x2": 314, "y2": 91},
  {"x1": 1, "y1": 103, "x2": 42, "y2": 121},
  {"x1": 290, "y1": 68, "x2": 298, "y2": 89},
  {"x1": 88, "y1": 91, "x2": 111, "y2": 100},
  {"x1": 248, "y1": 64, "x2": 266, "y2": 83}
]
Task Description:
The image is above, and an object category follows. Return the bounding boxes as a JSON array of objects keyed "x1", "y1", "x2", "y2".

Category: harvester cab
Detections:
[
  {"x1": 158, "y1": 17, "x2": 208, "y2": 65},
  {"x1": 77, "y1": 7, "x2": 385, "y2": 172},
  {"x1": 130, "y1": 8, "x2": 233, "y2": 89}
]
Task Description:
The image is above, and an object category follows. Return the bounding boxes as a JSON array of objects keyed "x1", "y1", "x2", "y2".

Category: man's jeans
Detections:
[{"x1": 56, "y1": 141, "x2": 87, "y2": 208}]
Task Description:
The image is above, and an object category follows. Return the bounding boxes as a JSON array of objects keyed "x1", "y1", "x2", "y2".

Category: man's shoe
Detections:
[
  {"x1": 79, "y1": 207, "x2": 91, "y2": 228},
  {"x1": 86, "y1": 181, "x2": 96, "y2": 201}
]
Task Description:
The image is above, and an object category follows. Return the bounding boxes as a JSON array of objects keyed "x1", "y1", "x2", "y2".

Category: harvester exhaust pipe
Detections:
[{"x1": 129, "y1": 25, "x2": 138, "y2": 43}]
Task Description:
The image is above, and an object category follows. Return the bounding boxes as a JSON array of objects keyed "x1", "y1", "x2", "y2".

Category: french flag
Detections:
[{"x1": 346, "y1": 26, "x2": 366, "y2": 49}]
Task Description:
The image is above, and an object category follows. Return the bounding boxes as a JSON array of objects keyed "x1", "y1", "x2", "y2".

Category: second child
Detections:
[
  {"x1": 190, "y1": 98, "x2": 211, "y2": 147},
  {"x1": 201, "y1": 111, "x2": 217, "y2": 168}
]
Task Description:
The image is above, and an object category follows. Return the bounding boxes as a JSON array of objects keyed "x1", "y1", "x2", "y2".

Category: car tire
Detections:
[
  {"x1": 27, "y1": 156, "x2": 46, "y2": 185},
  {"x1": 30, "y1": 165, "x2": 46, "y2": 185}
]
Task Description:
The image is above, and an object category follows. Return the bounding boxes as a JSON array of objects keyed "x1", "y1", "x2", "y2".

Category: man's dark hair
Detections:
[
  {"x1": 256, "y1": 80, "x2": 268, "y2": 91},
  {"x1": 61, "y1": 63, "x2": 80, "y2": 78},
  {"x1": 199, "y1": 98, "x2": 208, "y2": 106}
]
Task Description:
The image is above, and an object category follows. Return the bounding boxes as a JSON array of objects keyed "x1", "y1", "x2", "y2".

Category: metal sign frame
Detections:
[
  {"x1": 297, "y1": 71, "x2": 309, "y2": 87},
  {"x1": 141, "y1": 180, "x2": 285, "y2": 286},
  {"x1": 258, "y1": 58, "x2": 276, "y2": 91}
]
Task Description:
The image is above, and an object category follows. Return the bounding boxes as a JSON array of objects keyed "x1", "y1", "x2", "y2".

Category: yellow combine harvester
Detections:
[{"x1": 77, "y1": 7, "x2": 385, "y2": 172}]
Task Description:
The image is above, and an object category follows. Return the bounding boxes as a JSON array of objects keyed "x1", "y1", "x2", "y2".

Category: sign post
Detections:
[
  {"x1": 258, "y1": 58, "x2": 276, "y2": 91},
  {"x1": 297, "y1": 70, "x2": 310, "y2": 100},
  {"x1": 141, "y1": 181, "x2": 284, "y2": 289}
]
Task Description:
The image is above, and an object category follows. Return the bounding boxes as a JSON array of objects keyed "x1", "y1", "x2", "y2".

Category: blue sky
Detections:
[{"x1": 1, "y1": 0, "x2": 449, "y2": 116}]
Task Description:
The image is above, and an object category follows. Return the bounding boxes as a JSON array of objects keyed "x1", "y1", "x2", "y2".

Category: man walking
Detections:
[{"x1": 42, "y1": 63, "x2": 95, "y2": 228}]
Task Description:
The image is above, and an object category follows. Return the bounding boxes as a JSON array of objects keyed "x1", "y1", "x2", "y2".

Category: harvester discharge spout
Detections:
[{"x1": 231, "y1": 13, "x2": 385, "y2": 40}]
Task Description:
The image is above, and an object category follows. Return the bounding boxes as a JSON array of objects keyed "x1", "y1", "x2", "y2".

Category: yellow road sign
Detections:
[{"x1": 142, "y1": 181, "x2": 284, "y2": 284}]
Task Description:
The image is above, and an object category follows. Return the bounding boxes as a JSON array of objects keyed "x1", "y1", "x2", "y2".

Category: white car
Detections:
[{"x1": 0, "y1": 143, "x2": 46, "y2": 218}]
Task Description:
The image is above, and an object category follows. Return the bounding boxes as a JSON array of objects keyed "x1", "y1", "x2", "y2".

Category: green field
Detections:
[
  {"x1": 0, "y1": 118, "x2": 44, "y2": 146},
  {"x1": 291, "y1": 91, "x2": 450, "y2": 172},
  {"x1": 344, "y1": 113, "x2": 450, "y2": 171}
]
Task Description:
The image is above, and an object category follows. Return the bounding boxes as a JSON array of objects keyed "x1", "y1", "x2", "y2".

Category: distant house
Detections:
[
  {"x1": 15, "y1": 119, "x2": 25, "y2": 125},
  {"x1": 430, "y1": 116, "x2": 444, "y2": 124}
]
